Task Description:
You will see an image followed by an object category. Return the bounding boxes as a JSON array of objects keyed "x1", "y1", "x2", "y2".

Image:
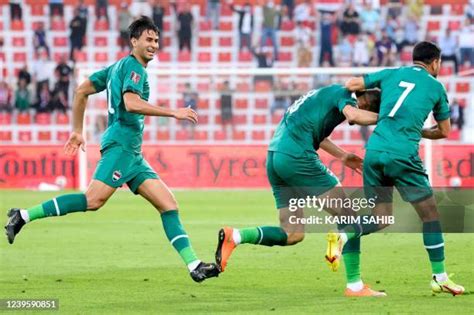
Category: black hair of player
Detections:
[
  {"x1": 412, "y1": 41, "x2": 441, "y2": 65},
  {"x1": 356, "y1": 89, "x2": 381, "y2": 113},
  {"x1": 128, "y1": 16, "x2": 160, "y2": 41}
]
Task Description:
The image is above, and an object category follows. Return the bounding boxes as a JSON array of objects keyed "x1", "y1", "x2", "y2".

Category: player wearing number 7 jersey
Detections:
[
  {"x1": 4, "y1": 17, "x2": 220, "y2": 283},
  {"x1": 342, "y1": 41, "x2": 464, "y2": 295}
]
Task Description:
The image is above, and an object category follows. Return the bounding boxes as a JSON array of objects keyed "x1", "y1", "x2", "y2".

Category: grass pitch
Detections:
[{"x1": 1, "y1": 190, "x2": 473, "y2": 314}]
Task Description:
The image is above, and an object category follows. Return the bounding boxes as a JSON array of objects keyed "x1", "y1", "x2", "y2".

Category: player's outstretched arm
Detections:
[
  {"x1": 124, "y1": 92, "x2": 198, "y2": 123},
  {"x1": 342, "y1": 105, "x2": 378, "y2": 125},
  {"x1": 319, "y1": 138, "x2": 363, "y2": 174},
  {"x1": 64, "y1": 79, "x2": 97, "y2": 155},
  {"x1": 345, "y1": 77, "x2": 365, "y2": 91},
  {"x1": 422, "y1": 119, "x2": 451, "y2": 140}
]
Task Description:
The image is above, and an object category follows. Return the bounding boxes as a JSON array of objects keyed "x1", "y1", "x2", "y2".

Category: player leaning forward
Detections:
[
  {"x1": 5, "y1": 17, "x2": 220, "y2": 283},
  {"x1": 216, "y1": 83, "x2": 386, "y2": 296},
  {"x1": 339, "y1": 41, "x2": 464, "y2": 295}
]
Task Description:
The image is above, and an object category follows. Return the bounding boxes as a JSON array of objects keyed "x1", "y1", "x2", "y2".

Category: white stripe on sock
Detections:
[
  {"x1": 170, "y1": 234, "x2": 188, "y2": 246},
  {"x1": 53, "y1": 198, "x2": 60, "y2": 216},
  {"x1": 424, "y1": 243, "x2": 444, "y2": 249},
  {"x1": 257, "y1": 227, "x2": 263, "y2": 244}
]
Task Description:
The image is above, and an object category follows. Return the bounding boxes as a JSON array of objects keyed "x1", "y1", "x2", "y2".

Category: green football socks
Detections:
[
  {"x1": 423, "y1": 221, "x2": 446, "y2": 274},
  {"x1": 161, "y1": 210, "x2": 200, "y2": 271},
  {"x1": 342, "y1": 237, "x2": 361, "y2": 284},
  {"x1": 238, "y1": 226, "x2": 288, "y2": 246},
  {"x1": 23, "y1": 193, "x2": 88, "y2": 222}
]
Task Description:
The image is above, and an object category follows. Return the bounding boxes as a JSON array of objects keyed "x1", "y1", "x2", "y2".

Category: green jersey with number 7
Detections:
[{"x1": 363, "y1": 66, "x2": 450, "y2": 156}]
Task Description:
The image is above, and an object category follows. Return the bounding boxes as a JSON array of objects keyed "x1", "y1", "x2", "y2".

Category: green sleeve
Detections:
[
  {"x1": 122, "y1": 60, "x2": 146, "y2": 98},
  {"x1": 433, "y1": 84, "x2": 450, "y2": 122},
  {"x1": 337, "y1": 91, "x2": 357, "y2": 112},
  {"x1": 89, "y1": 66, "x2": 110, "y2": 92},
  {"x1": 363, "y1": 69, "x2": 392, "y2": 89}
]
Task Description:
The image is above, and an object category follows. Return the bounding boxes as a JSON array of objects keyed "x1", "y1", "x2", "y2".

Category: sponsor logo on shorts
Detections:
[{"x1": 112, "y1": 170, "x2": 122, "y2": 182}]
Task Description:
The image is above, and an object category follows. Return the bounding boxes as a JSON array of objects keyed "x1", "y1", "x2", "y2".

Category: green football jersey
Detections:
[
  {"x1": 364, "y1": 66, "x2": 450, "y2": 156},
  {"x1": 268, "y1": 84, "x2": 357, "y2": 157},
  {"x1": 89, "y1": 55, "x2": 150, "y2": 153}
]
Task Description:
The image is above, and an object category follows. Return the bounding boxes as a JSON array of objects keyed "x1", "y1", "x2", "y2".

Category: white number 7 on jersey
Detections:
[{"x1": 388, "y1": 81, "x2": 415, "y2": 117}]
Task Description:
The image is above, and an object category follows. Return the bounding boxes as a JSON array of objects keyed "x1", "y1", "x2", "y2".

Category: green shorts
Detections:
[
  {"x1": 363, "y1": 150, "x2": 432, "y2": 203},
  {"x1": 93, "y1": 145, "x2": 159, "y2": 194},
  {"x1": 267, "y1": 151, "x2": 339, "y2": 209}
]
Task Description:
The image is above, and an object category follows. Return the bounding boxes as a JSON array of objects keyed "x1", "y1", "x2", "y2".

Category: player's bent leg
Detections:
[
  {"x1": 5, "y1": 179, "x2": 115, "y2": 244},
  {"x1": 136, "y1": 179, "x2": 219, "y2": 282},
  {"x1": 412, "y1": 196, "x2": 464, "y2": 295}
]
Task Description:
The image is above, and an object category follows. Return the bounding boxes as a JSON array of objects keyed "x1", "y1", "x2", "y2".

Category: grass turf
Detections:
[{"x1": 0, "y1": 190, "x2": 473, "y2": 314}]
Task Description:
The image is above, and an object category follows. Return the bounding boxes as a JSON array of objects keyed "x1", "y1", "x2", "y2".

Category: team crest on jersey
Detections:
[
  {"x1": 130, "y1": 71, "x2": 141, "y2": 84},
  {"x1": 112, "y1": 170, "x2": 122, "y2": 182}
]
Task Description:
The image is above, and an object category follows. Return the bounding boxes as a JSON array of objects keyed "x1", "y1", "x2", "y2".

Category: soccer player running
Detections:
[
  {"x1": 336, "y1": 41, "x2": 464, "y2": 295},
  {"x1": 4, "y1": 17, "x2": 220, "y2": 283},
  {"x1": 215, "y1": 84, "x2": 386, "y2": 297}
]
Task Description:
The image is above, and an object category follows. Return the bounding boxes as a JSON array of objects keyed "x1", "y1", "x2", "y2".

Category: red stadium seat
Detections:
[
  {"x1": 35, "y1": 113, "x2": 52, "y2": 124},
  {"x1": 199, "y1": 21, "x2": 212, "y2": 31},
  {"x1": 162, "y1": 36, "x2": 171, "y2": 48},
  {"x1": 197, "y1": 83, "x2": 210, "y2": 92},
  {"x1": 94, "y1": 19, "x2": 109, "y2": 31},
  {"x1": 448, "y1": 21, "x2": 461, "y2": 31},
  {"x1": 198, "y1": 52, "x2": 211, "y2": 62},
  {"x1": 350, "y1": 130, "x2": 362, "y2": 140},
  {"x1": 456, "y1": 82, "x2": 470, "y2": 93},
  {"x1": 51, "y1": 19, "x2": 66, "y2": 31},
  {"x1": 94, "y1": 37, "x2": 108, "y2": 47},
  {"x1": 281, "y1": 36, "x2": 294, "y2": 46},
  {"x1": 94, "y1": 52, "x2": 108, "y2": 62},
  {"x1": 38, "y1": 131, "x2": 52, "y2": 141},
  {"x1": 214, "y1": 130, "x2": 226, "y2": 140},
  {"x1": 143, "y1": 131, "x2": 151, "y2": 141},
  {"x1": 278, "y1": 52, "x2": 292, "y2": 62},
  {"x1": 232, "y1": 130, "x2": 245, "y2": 140},
  {"x1": 0, "y1": 21, "x2": 3, "y2": 31},
  {"x1": 221, "y1": 4, "x2": 232, "y2": 16},
  {"x1": 198, "y1": 36, "x2": 212, "y2": 47},
  {"x1": 219, "y1": 21, "x2": 233, "y2": 31},
  {"x1": 53, "y1": 37, "x2": 68, "y2": 47},
  {"x1": 271, "y1": 113, "x2": 283, "y2": 124},
  {"x1": 234, "y1": 114, "x2": 247, "y2": 124},
  {"x1": 253, "y1": 115, "x2": 267, "y2": 124},
  {"x1": 280, "y1": 20, "x2": 294, "y2": 31},
  {"x1": 176, "y1": 129, "x2": 190, "y2": 140},
  {"x1": 236, "y1": 82, "x2": 251, "y2": 92},
  {"x1": 156, "y1": 130, "x2": 170, "y2": 141},
  {"x1": 235, "y1": 99, "x2": 248, "y2": 109},
  {"x1": 198, "y1": 99, "x2": 209, "y2": 108},
  {"x1": 447, "y1": 129, "x2": 460, "y2": 140},
  {"x1": 116, "y1": 50, "x2": 129, "y2": 60},
  {"x1": 57, "y1": 131, "x2": 70, "y2": 141},
  {"x1": 255, "y1": 81, "x2": 271, "y2": 92},
  {"x1": 0, "y1": 131, "x2": 12, "y2": 141},
  {"x1": 252, "y1": 131, "x2": 265, "y2": 140},
  {"x1": 194, "y1": 130, "x2": 208, "y2": 140},
  {"x1": 218, "y1": 52, "x2": 232, "y2": 62},
  {"x1": 12, "y1": 37, "x2": 25, "y2": 46},
  {"x1": 427, "y1": 21, "x2": 440, "y2": 31},
  {"x1": 255, "y1": 99, "x2": 268, "y2": 109},
  {"x1": 31, "y1": 4, "x2": 45, "y2": 16},
  {"x1": 163, "y1": 21, "x2": 171, "y2": 31},
  {"x1": 11, "y1": 20, "x2": 24, "y2": 30},
  {"x1": 178, "y1": 50, "x2": 191, "y2": 62},
  {"x1": 330, "y1": 130, "x2": 343, "y2": 140},
  {"x1": 158, "y1": 51, "x2": 171, "y2": 62},
  {"x1": 17, "y1": 113, "x2": 31, "y2": 124},
  {"x1": 439, "y1": 65, "x2": 453, "y2": 76},
  {"x1": 238, "y1": 51, "x2": 252, "y2": 62},
  {"x1": 74, "y1": 51, "x2": 88, "y2": 62},
  {"x1": 451, "y1": 4, "x2": 464, "y2": 15},
  {"x1": 19, "y1": 131, "x2": 32, "y2": 142},
  {"x1": 53, "y1": 52, "x2": 68, "y2": 62},
  {"x1": 219, "y1": 37, "x2": 232, "y2": 47},
  {"x1": 13, "y1": 52, "x2": 27, "y2": 63},
  {"x1": 0, "y1": 112, "x2": 12, "y2": 124}
]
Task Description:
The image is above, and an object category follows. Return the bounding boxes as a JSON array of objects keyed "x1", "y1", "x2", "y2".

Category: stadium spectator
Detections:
[
  {"x1": 459, "y1": 21, "x2": 474, "y2": 66},
  {"x1": 118, "y1": 3, "x2": 133, "y2": 50},
  {"x1": 353, "y1": 34, "x2": 370, "y2": 67},
  {"x1": 70, "y1": 9, "x2": 87, "y2": 61},
  {"x1": 33, "y1": 23, "x2": 50, "y2": 59},
  {"x1": 49, "y1": 0, "x2": 64, "y2": 25},
  {"x1": 129, "y1": 0, "x2": 151, "y2": 17},
  {"x1": 398, "y1": 14, "x2": 419, "y2": 51},
  {"x1": 260, "y1": 1, "x2": 281, "y2": 59},
  {"x1": 0, "y1": 81, "x2": 13, "y2": 113},
  {"x1": 319, "y1": 11, "x2": 335, "y2": 67},
  {"x1": 9, "y1": 0, "x2": 22, "y2": 21},
  {"x1": 375, "y1": 29, "x2": 397, "y2": 66},
  {"x1": 288, "y1": 81, "x2": 302, "y2": 104},
  {"x1": 251, "y1": 46, "x2": 275, "y2": 85},
  {"x1": 270, "y1": 80, "x2": 289, "y2": 115},
  {"x1": 338, "y1": 36, "x2": 354, "y2": 66},
  {"x1": 360, "y1": 2, "x2": 380, "y2": 35},
  {"x1": 387, "y1": 0, "x2": 402, "y2": 19},
  {"x1": 54, "y1": 55, "x2": 72, "y2": 104},
  {"x1": 339, "y1": 3, "x2": 360, "y2": 36},
  {"x1": 18, "y1": 65, "x2": 31, "y2": 88},
  {"x1": 282, "y1": 0, "x2": 294, "y2": 21},
  {"x1": 95, "y1": 0, "x2": 109, "y2": 27},
  {"x1": 181, "y1": 83, "x2": 198, "y2": 137},
  {"x1": 207, "y1": 0, "x2": 220, "y2": 30},
  {"x1": 220, "y1": 80, "x2": 234, "y2": 138},
  {"x1": 295, "y1": 21, "x2": 312, "y2": 67},
  {"x1": 51, "y1": 82, "x2": 68, "y2": 113},
  {"x1": 14, "y1": 78, "x2": 31, "y2": 113},
  {"x1": 293, "y1": 0, "x2": 313, "y2": 25},
  {"x1": 152, "y1": 0, "x2": 165, "y2": 49},
  {"x1": 32, "y1": 49, "x2": 54, "y2": 101},
  {"x1": 34, "y1": 83, "x2": 52, "y2": 113},
  {"x1": 383, "y1": 15, "x2": 400, "y2": 42},
  {"x1": 450, "y1": 99, "x2": 464, "y2": 130},
  {"x1": 231, "y1": 2, "x2": 254, "y2": 52},
  {"x1": 76, "y1": 0, "x2": 88, "y2": 27},
  {"x1": 439, "y1": 28, "x2": 459, "y2": 74},
  {"x1": 407, "y1": 0, "x2": 423, "y2": 19},
  {"x1": 173, "y1": 2, "x2": 194, "y2": 52},
  {"x1": 466, "y1": 0, "x2": 474, "y2": 21}
]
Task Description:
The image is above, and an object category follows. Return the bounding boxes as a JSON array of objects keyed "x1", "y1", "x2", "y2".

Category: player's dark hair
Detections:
[
  {"x1": 412, "y1": 41, "x2": 441, "y2": 65},
  {"x1": 356, "y1": 89, "x2": 381, "y2": 113},
  {"x1": 128, "y1": 16, "x2": 160, "y2": 40}
]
